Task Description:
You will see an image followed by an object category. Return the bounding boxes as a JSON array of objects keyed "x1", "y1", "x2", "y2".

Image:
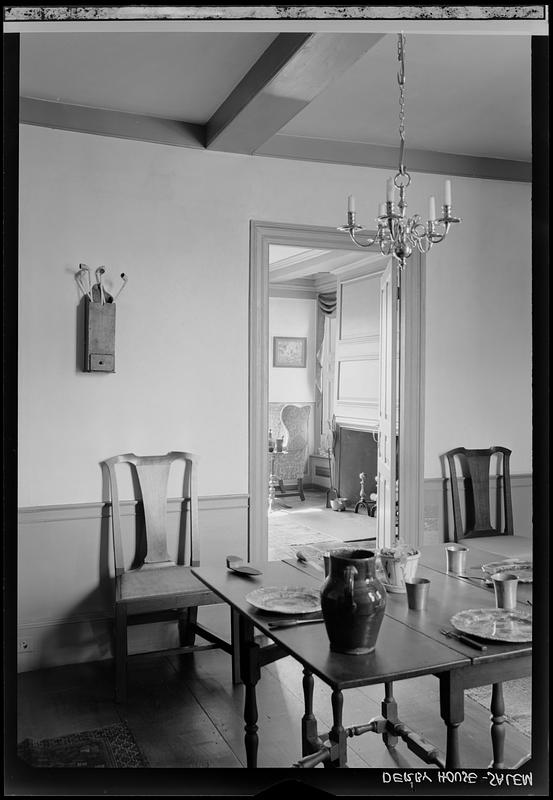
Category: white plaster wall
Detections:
[
  {"x1": 423, "y1": 178, "x2": 532, "y2": 477},
  {"x1": 269, "y1": 296, "x2": 317, "y2": 404},
  {"x1": 18, "y1": 125, "x2": 532, "y2": 507}
]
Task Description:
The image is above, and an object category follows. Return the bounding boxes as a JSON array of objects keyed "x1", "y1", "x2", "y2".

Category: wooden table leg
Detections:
[
  {"x1": 490, "y1": 682, "x2": 506, "y2": 768},
  {"x1": 302, "y1": 668, "x2": 321, "y2": 756},
  {"x1": 382, "y1": 681, "x2": 399, "y2": 748},
  {"x1": 230, "y1": 607, "x2": 242, "y2": 686},
  {"x1": 268, "y1": 457, "x2": 278, "y2": 514},
  {"x1": 439, "y1": 672, "x2": 464, "y2": 769},
  {"x1": 239, "y1": 615, "x2": 260, "y2": 768},
  {"x1": 325, "y1": 689, "x2": 348, "y2": 768}
]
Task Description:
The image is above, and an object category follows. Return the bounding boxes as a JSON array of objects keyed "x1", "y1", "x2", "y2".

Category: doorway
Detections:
[{"x1": 248, "y1": 221, "x2": 425, "y2": 561}]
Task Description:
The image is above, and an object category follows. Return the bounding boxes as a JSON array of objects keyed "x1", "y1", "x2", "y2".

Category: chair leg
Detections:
[
  {"x1": 115, "y1": 603, "x2": 128, "y2": 704},
  {"x1": 278, "y1": 479, "x2": 285, "y2": 495},
  {"x1": 178, "y1": 607, "x2": 198, "y2": 647},
  {"x1": 298, "y1": 478, "x2": 305, "y2": 501}
]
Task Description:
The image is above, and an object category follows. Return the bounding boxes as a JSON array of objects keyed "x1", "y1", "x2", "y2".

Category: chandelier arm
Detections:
[
  {"x1": 416, "y1": 238, "x2": 433, "y2": 254},
  {"x1": 349, "y1": 229, "x2": 377, "y2": 248}
]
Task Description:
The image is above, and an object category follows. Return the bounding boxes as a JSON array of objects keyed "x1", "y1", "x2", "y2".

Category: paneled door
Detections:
[{"x1": 333, "y1": 271, "x2": 382, "y2": 428}]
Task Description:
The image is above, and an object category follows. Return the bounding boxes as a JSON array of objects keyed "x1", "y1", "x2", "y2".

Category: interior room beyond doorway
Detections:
[{"x1": 267, "y1": 242, "x2": 384, "y2": 560}]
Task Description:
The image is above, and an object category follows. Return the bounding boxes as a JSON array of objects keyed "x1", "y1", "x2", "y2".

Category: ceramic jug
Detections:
[{"x1": 320, "y1": 548, "x2": 387, "y2": 655}]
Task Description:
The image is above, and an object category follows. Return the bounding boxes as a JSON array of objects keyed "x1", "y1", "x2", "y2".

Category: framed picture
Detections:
[{"x1": 273, "y1": 336, "x2": 307, "y2": 368}]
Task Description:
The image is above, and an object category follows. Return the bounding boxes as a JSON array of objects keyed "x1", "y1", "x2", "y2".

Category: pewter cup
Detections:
[
  {"x1": 492, "y1": 572, "x2": 519, "y2": 610},
  {"x1": 445, "y1": 544, "x2": 469, "y2": 575},
  {"x1": 405, "y1": 578, "x2": 430, "y2": 611}
]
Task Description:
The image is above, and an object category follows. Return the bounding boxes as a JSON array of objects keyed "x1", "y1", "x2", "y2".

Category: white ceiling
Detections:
[
  {"x1": 268, "y1": 244, "x2": 382, "y2": 290},
  {"x1": 19, "y1": 30, "x2": 532, "y2": 162},
  {"x1": 20, "y1": 32, "x2": 278, "y2": 121},
  {"x1": 280, "y1": 34, "x2": 531, "y2": 162}
]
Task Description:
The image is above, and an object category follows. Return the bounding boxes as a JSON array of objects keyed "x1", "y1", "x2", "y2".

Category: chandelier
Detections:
[{"x1": 338, "y1": 33, "x2": 461, "y2": 263}]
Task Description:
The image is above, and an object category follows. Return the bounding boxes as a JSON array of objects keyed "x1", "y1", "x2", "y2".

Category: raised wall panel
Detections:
[
  {"x1": 340, "y1": 276, "x2": 380, "y2": 340},
  {"x1": 337, "y1": 358, "x2": 379, "y2": 402}
]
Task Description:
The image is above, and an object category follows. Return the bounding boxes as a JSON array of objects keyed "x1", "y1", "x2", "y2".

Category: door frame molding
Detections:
[{"x1": 249, "y1": 220, "x2": 425, "y2": 559}]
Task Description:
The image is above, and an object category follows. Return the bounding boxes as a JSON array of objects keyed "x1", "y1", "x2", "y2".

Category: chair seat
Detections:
[
  {"x1": 461, "y1": 535, "x2": 532, "y2": 560},
  {"x1": 119, "y1": 564, "x2": 219, "y2": 606}
]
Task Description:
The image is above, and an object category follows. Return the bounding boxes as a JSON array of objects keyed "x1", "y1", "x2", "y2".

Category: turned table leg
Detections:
[
  {"x1": 325, "y1": 689, "x2": 348, "y2": 768},
  {"x1": 439, "y1": 672, "x2": 464, "y2": 769},
  {"x1": 382, "y1": 681, "x2": 399, "y2": 748},
  {"x1": 302, "y1": 668, "x2": 321, "y2": 756},
  {"x1": 490, "y1": 682, "x2": 506, "y2": 768},
  {"x1": 239, "y1": 615, "x2": 260, "y2": 768}
]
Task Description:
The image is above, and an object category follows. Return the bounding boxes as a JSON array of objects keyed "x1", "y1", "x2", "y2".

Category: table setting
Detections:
[{"x1": 198, "y1": 542, "x2": 532, "y2": 769}]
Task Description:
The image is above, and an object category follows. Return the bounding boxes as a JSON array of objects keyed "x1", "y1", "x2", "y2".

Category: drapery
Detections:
[{"x1": 315, "y1": 292, "x2": 337, "y2": 446}]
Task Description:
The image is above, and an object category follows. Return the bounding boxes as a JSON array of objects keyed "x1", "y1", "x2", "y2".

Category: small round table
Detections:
[{"x1": 268, "y1": 450, "x2": 290, "y2": 512}]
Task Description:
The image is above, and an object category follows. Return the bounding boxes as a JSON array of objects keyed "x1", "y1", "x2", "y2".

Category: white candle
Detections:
[
  {"x1": 429, "y1": 196, "x2": 436, "y2": 221},
  {"x1": 348, "y1": 194, "x2": 356, "y2": 213},
  {"x1": 444, "y1": 179, "x2": 452, "y2": 206},
  {"x1": 379, "y1": 203, "x2": 386, "y2": 216},
  {"x1": 386, "y1": 178, "x2": 394, "y2": 202}
]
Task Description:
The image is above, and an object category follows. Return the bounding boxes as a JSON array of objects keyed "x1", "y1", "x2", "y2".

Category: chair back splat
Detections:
[
  {"x1": 100, "y1": 451, "x2": 238, "y2": 703},
  {"x1": 444, "y1": 446, "x2": 514, "y2": 541}
]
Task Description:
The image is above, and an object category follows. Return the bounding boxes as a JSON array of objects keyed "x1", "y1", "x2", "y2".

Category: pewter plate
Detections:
[
  {"x1": 245, "y1": 586, "x2": 321, "y2": 614},
  {"x1": 450, "y1": 608, "x2": 532, "y2": 643},
  {"x1": 481, "y1": 560, "x2": 533, "y2": 583}
]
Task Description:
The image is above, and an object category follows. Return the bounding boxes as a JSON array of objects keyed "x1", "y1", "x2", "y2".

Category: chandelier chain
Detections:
[{"x1": 397, "y1": 33, "x2": 407, "y2": 173}]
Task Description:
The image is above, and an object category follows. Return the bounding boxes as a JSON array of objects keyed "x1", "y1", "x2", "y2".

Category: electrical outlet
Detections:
[{"x1": 18, "y1": 639, "x2": 33, "y2": 653}]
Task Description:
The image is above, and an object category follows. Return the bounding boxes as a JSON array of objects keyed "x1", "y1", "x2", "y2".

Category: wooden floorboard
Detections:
[{"x1": 17, "y1": 648, "x2": 530, "y2": 770}]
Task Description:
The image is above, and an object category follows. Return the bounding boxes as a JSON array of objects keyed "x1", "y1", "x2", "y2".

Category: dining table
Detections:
[{"x1": 192, "y1": 542, "x2": 532, "y2": 769}]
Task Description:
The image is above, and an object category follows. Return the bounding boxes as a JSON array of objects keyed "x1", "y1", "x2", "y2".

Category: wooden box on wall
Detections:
[{"x1": 84, "y1": 299, "x2": 116, "y2": 372}]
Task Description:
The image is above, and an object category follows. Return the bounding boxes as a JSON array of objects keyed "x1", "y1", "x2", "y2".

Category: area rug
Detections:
[
  {"x1": 268, "y1": 537, "x2": 377, "y2": 563},
  {"x1": 17, "y1": 722, "x2": 149, "y2": 768},
  {"x1": 466, "y1": 678, "x2": 531, "y2": 737},
  {"x1": 268, "y1": 517, "x2": 343, "y2": 546}
]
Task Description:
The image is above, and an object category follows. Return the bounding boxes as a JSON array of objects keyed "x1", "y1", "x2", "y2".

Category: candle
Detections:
[
  {"x1": 386, "y1": 178, "x2": 394, "y2": 202},
  {"x1": 444, "y1": 179, "x2": 452, "y2": 206},
  {"x1": 379, "y1": 203, "x2": 386, "y2": 216},
  {"x1": 429, "y1": 196, "x2": 436, "y2": 221},
  {"x1": 348, "y1": 194, "x2": 356, "y2": 213}
]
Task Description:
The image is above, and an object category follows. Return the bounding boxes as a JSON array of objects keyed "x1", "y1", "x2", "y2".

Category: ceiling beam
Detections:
[
  {"x1": 19, "y1": 97, "x2": 205, "y2": 149},
  {"x1": 257, "y1": 134, "x2": 532, "y2": 183},
  {"x1": 206, "y1": 32, "x2": 384, "y2": 154}
]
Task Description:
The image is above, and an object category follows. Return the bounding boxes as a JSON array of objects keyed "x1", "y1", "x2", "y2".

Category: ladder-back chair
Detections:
[{"x1": 102, "y1": 451, "x2": 238, "y2": 703}]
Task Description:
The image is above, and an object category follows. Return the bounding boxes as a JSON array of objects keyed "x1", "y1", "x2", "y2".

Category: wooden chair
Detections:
[
  {"x1": 102, "y1": 451, "x2": 238, "y2": 703},
  {"x1": 274, "y1": 404, "x2": 310, "y2": 501},
  {"x1": 443, "y1": 447, "x2": 531, "y2": 557}
]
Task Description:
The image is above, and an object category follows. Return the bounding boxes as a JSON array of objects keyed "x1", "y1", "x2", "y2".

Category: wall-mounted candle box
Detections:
[{"x1": 84, "y1": 299, "x2": 116, "y2": 372}]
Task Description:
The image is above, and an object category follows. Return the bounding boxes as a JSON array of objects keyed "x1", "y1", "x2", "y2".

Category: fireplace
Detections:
[{"x1": 334, "y1": 425, "x2": 378, "y2": 509}]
